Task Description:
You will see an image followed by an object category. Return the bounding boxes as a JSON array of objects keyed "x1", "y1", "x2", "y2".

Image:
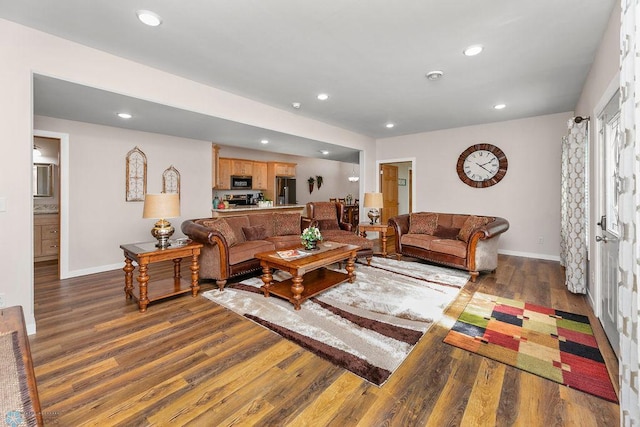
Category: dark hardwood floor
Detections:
[{"x1": 30, "y1": 247, "x2": 619, "y2": 426}]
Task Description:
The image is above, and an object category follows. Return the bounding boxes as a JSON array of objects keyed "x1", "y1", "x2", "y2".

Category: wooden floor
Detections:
[{"x1": 30, "y1": 250, "x2": 620, "y2": 426}]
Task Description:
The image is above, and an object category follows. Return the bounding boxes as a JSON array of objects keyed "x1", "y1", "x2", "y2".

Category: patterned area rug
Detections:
[
  {"x1": 203, "y1": 257, "x2": 468, "y2": 385},
  {"x1": 444, "y1": 292, "x2": 618, "y2": 402}
]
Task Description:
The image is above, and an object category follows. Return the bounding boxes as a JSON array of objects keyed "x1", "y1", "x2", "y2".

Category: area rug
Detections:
[
  {"x1": 202, "y1": 258, "x2": 468, "y2": 385},
  {"x1": 444, "y1": 292, "x2": 618, "y2": 402}
]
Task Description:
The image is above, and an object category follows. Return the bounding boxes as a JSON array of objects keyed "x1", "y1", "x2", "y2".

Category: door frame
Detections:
[
  {"x1": 34, "y1": 129, "x2": 70, "y2": 279},
  {"x1": 589, "y1": 74, "x2": 619, "y2": 318},
  {"x1": 376, "y1": 157, "x2": 416, "y2": 213}
]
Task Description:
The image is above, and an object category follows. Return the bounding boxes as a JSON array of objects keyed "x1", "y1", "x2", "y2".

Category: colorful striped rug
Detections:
[
  {"x1": 202, "y1": 257, "x2": 467, "y2": 385},
  {"x1": 444, "y1": 292, "x2": 618, "y2": 402}
]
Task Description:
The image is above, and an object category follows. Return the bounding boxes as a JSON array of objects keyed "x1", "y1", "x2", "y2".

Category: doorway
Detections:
[
  {"x1": 594, "y1": 90, "x2": 621, "y2": 356},
  {"x1": 33, "y1": 130, "x2": 69, "y2": 279},
  {"x1": 376, "y1": 159, "x2": 415, "y2": 225}
]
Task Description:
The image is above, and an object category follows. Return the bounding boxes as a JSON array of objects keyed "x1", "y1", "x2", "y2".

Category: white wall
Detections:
[
  {"x1": 35, "y1": 116, "x2": 213, "y2": 274},
  {"x1": 377, "y1": 112, "x2": 572, "y2": 260},
  {"x1": 0, "y1": 18, "x2": 375, "y2": 333}
]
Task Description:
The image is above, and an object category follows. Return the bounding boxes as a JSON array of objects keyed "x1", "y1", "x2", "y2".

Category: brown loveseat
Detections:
[
  {"x1": 181, "y1": 212, "x2": 314, "y2": 290},
  {"x1": 306, "y1": 201, "x2": 374, "y2": 264},
  {"x1": 388, "y1": 212, "x2": 509, "y2": 282}
]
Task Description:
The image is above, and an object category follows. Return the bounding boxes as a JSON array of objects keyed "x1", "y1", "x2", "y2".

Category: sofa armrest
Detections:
[
  {"x1": 181, "y1": 219, "x2": 233, "y2": 280},
  {"x1": 478, "y1": 217, "x2": 510, "y2": 239},
  {"x1": 339, "y1": 221, "x2": 353, "y2": 232},
  {"x1": 388, "y1": 214, "x2": 410, "y2": 253}
]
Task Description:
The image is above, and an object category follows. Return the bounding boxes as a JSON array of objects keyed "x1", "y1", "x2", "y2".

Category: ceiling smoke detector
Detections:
[{"x1": 425, "y1": 70, "x2": 444, "y2": 81}]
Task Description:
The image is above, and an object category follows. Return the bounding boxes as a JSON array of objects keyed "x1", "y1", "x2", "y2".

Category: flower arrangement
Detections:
[{"x1": 301, "y1": 226, "x2": 323, "y2": 250}]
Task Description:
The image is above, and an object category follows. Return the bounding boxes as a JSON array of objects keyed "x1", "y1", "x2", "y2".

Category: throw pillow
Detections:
[
  {"x1": 201, "y1": 219, "x2": 238, "y2": 247},
  {"x1": 457, "y1": 216, "x2": 491, "y2": 243},
  {"x1": 273, "y1": 213, "x2": 300, "y2": 236},
  {"x1": 433, "y1": 225, "x2": 460, "y2": 239},
  {"x1": 242, "y1": 225, "x2": 267, "y2": 241},
  {"x1": 409, "y1": 213, "x2": 438, "y2": 235}
]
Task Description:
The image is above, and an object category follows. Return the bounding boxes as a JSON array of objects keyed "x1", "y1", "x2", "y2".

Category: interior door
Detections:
[
  {"x1": 597, "y1": 90, "x2": 621, "y2": 356},
  {"x1": 380, "y1": 164, "x2": 398, "y2": 225}
]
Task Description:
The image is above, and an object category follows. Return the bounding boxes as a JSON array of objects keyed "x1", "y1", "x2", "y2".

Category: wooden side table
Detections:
[
  {"x1": 120, "y1": 241, "x2": 203, "y2": 312},
  {"x1": 359, "y1": 222, "x2": 390, "y2": 257}
]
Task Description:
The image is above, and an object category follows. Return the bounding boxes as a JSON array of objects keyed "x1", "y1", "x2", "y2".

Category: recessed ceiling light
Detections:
[
  {"x1": 320, "y1": 150, "x2": 329, "y2": 155},
  {"x1": 117, "y1": 112, "x2": 132, "y2": 119},
  {"x1": 385, "y1": 123, "x2": 395, "y2": 129},
  {"x1": 260, "y1": 139, "x2": 269, "y2": 144},
  {"x1": 317, "y1": 93, "x2": 329, "y2": 101},
  {"x1": 493, "y1": 103, "x2": 506, "y2": 110},
  {"x1": 292, "y1": 102, "x2": 301, "y2": 109},
  {"x1": 425, "y1": 70, "x2": 444, "y2": 81},
  {"x1": 136, "y1": 10, "x2": 162, "y2": 27},
  {"x1": 463, "y1": 45, "x2": 483, "y2": 56}
]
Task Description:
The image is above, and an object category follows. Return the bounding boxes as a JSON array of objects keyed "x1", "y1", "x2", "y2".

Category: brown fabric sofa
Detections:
[
  {"x1": 181, "y1": 212, "x2": 314, "y2": 290},
  {"x1": 388, "y1": 212, "x2": 509, "y2": 282},
  {"x1": 306, "y1": 201, "x2": 373, "y2": 264}
]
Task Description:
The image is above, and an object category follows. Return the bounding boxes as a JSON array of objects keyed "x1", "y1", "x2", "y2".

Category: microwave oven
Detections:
[{"x1": 231, "y1": 176, "x2": 252, "y2": 189}]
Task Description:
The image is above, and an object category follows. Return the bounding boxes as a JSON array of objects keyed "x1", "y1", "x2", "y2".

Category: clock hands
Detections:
[{"x1": 474, "y1": 162, "x2": 493, "y2": 173}]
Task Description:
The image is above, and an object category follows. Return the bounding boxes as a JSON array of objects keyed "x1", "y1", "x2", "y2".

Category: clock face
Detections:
[{"x1": 457, "y1": 144, "x2": 508, "y2": 188}]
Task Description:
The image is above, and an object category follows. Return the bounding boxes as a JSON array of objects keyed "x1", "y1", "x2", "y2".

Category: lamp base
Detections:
[
  {"x1": 151, "y1": 219, "x2": 174, "y2": 249},
  {"x1": 367, "y1": 209, "x2": 380, "y2": 225}
]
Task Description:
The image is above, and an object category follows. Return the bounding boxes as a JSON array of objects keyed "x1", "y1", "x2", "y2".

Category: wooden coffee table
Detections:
[{"x1": 255, "y1": 242, "x2": 360, "y2": 310}]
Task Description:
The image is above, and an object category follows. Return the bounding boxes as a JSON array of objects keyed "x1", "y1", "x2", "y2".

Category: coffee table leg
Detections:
[
  {"x1": 346, "y1": 256, "x2": 356, "y2": 283},
  {"x1": 290, "y1": 275, "x2": 304, "y2": 310},
  {"x1": 190, "y1": 253, "x2": 200, "y2": 297},
  {"x1": 123, "y1": 258, "x2": 134, "y2": 299},
  {"x1": 137, "y1": 262, "x2": 150, "y2": 313},
  {"x1": 261, "y1": 265, "x2": 273, "y2": 297}
]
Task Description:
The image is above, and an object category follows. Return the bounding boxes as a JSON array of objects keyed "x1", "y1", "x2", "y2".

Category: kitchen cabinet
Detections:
[
  {"x1": 217, "y1": 158, "x2": 232, "y2": 190},
  {"x1": 34, "y1": 213, "x2": 59, "y2": 262},
  {"x1": 270, "y1": 162, "x2": 296, "y2": 177},
  {"x1": 252, "y1": 161, "x2": 268, "y2": 190},
  {"x1": 231, "y1": 159, "x2": 253, "y2": 176}
]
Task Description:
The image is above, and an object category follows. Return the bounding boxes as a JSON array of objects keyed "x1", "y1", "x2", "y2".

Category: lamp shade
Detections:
[
  {"x1": 363, "y1": 192, "x2": 383, "y2": 208},
  {"x1": 143, "y1": 193, "x2": 180, "y2": 219}
]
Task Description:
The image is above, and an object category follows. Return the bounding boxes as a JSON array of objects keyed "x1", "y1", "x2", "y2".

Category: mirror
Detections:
[{"x1": 33, "y1": 163, "x2": 53, "y2": 197}]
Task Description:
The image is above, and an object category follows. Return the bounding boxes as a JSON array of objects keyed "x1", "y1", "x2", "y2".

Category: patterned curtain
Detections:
[
  {"x1": 560, "y1": 120, "x2": 588, "y2": 294},
  {"x1": 619, "y1": 0, "x2": 640, "y2": 423}
]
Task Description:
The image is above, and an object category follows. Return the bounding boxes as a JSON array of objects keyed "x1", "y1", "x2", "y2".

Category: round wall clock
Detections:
[{"x1": 456, "y1": 143, "x2": 508, "y2": 188}]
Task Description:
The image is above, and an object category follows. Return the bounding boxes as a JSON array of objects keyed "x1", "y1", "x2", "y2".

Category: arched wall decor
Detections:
[
  {"x1": 125, "y1": 146, "x2": 147, "y2": 201},
  {"x1": 162, "y1": 165, "x2": 181, "y2": 198}
]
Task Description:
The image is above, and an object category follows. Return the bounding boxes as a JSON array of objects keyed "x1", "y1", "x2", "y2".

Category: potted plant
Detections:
[
  {"x1": 316, "y1": 175, "x2": 323, "y2": 189},
  {"x1": 307, "y1": 176, "x2": 315, "y2": 193},
  {"x1": 301, "y1": 226, "x2": 323, "y2": 250}
]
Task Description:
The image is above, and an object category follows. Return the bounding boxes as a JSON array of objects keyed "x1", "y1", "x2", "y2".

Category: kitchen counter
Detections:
[{"x1": 211, "y1": 204, "x2": 305, "y2": 217}]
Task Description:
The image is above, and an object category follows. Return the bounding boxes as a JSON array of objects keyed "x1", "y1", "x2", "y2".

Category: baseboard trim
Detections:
[
  {"x1": 498, "y1": 249, "x2": 561, "y2": 262},
  {"x1": 64, "y1": 262, "x2": 123, "y2": 279}
]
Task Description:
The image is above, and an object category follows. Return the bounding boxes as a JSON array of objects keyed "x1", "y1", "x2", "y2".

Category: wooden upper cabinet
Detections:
[
  {"x1": 271, "y1": 162, "x2": 296, "y2": 177},
  {"x1": 217, "y1": 158, "x2": 232, "y2": 190},
  {"x1": 252, "y1": 161, "x2": 268, "y2": 190},
  {"x1": 231, "y1": 159, "x2": 253, "y2": 176},
  {"x1": 212, "y1": 144, "x2": 220, "y2": 189}
]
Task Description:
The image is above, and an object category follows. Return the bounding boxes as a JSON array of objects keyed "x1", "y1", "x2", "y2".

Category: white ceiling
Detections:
[{"x1": 1, "y1": 0, "x2": 615, "y2": 162}]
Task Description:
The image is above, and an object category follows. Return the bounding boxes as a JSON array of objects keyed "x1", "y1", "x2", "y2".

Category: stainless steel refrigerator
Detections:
[{"x1": 276, "y1": 177, "x2": 296, "y2": 205}]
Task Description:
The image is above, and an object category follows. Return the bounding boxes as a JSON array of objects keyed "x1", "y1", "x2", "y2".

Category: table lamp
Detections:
[
  {"x1": 363, "y1": 192, "x2": 383, "y2": 224},
  {"x1": 143, "y1": 193, "x2": 180, "y2": 248}
]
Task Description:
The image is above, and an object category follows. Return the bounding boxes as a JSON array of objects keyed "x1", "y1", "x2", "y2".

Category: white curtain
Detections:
[
  {"x1": 618, "y1": 0, "x2": 640, "y2": 423},
  {"x1": 560, "y1": 120, "x2": 588, "y2": 294}
]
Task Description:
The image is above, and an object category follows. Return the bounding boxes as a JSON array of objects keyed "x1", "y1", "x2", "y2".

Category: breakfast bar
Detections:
[{"x1": 211, "y1": 204, "x2": 305, "y2": 217}]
